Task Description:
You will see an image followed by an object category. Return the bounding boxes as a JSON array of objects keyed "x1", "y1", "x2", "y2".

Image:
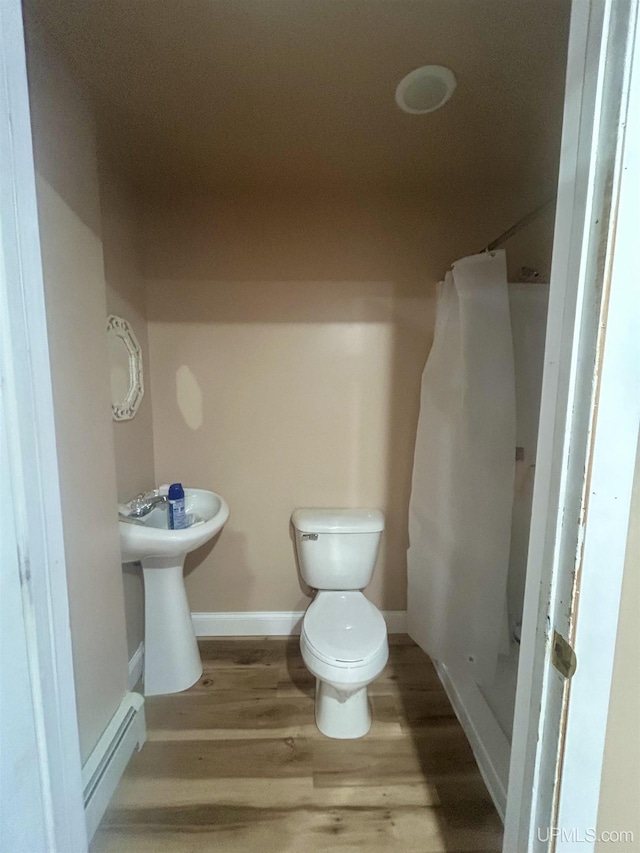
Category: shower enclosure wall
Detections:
[
  {"x1": 416, "y1": 280, "x2": 549, "y2": 819},
  {"x1": 480, "y1": 283, "x2": 550, "y2": 741}
]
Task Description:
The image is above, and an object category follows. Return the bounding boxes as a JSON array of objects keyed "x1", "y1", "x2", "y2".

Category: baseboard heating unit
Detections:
[{"x1": 81, "y1": 691, "x2": 146, "y2": 840}]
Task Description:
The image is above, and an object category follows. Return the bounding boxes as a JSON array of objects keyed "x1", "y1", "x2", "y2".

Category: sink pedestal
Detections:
[
  {"x1": 142, "y1": 557, "x2": 203, "y2": 696},
  {"x1": 119, "y1": 488, "x2": 228, "y2": 695}
]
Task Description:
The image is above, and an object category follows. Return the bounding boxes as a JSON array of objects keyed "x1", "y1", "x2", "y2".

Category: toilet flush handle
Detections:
[{"x1": 302, "y1": 533, "x2": 318, "y2": 541}]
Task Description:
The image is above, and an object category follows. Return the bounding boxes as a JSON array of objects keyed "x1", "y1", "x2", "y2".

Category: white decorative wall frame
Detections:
[{"x1": 106, "y1": 315, "x2": 144, "y2": 421}]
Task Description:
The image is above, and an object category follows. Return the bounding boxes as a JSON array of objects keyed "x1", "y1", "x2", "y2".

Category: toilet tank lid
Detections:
[{"x1": 292, "y1": 508, "x2": 384, "y2": 534}]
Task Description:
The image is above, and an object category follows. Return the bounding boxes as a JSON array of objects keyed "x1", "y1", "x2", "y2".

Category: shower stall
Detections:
[
  {"x1": 407, "y1": 250, "x2": 549, "y2": 818},
  {"x1": 482, "y1": 281, "x2": 549, "y2": 738}
]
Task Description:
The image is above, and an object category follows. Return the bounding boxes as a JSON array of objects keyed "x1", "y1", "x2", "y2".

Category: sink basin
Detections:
[
  {"x1": 119, "y1": 488, "x2": 229, "y2": 564},
  {"x1": 118, "y1": 487, "x2": 229, "y2": 696}
]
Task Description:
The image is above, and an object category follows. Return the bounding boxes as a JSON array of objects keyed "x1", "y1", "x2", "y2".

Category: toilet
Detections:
[{"x1": 291, "y1": 508, "x2": 388, "y2": 739}]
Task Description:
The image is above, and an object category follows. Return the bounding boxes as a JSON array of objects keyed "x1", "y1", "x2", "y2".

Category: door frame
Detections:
[
  {"x1": 504, "y1": 1, "x2": 640, "y2": 850},
  {"x1": 0, "y1": 1, "x2": 87, "y2": 850}
]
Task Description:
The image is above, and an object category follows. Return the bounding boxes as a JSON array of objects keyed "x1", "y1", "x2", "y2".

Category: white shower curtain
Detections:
[{"x1": 407, "y1": 250, "x2": 515, "y2": 684}]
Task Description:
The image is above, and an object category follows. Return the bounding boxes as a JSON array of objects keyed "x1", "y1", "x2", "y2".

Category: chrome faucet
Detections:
[{"x1": 126, "y1": 491, "x2": 168, "y2": 518}]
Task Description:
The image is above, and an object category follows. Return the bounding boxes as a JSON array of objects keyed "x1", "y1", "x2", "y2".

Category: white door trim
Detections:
[
  {"x1": 505, "y1": 1, "x2": 640, "y2": 849},
  {"x1": 0, "y1": 1, "x2": 87, "y2": 850},
  {"x1": 554, "y1": 3, "x2": 640, "y2": 847},
  {"x1": 505, "y1": 3, "x2": 605, "y2": 843}
]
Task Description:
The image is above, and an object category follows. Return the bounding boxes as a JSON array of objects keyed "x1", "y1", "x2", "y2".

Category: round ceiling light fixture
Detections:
[{"x1": 395, "y1": 65, "x2": 457, "y2": 115}]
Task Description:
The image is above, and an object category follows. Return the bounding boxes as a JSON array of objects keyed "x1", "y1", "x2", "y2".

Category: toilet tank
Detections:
[{"x1": 291, "y1": 508, "x2": 384, "y2": 590}]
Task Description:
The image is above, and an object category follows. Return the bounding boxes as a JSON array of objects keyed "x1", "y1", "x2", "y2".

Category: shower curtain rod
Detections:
[{"x1": 482, "y1": 197, "x2": 555, "y2": 253}]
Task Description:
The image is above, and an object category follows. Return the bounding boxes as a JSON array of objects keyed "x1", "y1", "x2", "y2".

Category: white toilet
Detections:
[{"x1": 292, "y1": 508, "x2": 388, "y2": 739}]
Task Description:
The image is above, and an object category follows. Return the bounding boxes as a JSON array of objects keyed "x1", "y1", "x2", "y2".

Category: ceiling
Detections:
[{"x1": 26, "y1": 0, "x2": 571, "y2": 198}]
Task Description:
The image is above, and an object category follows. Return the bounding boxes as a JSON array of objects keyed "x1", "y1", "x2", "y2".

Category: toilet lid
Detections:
[{"x1": 303, "y1": 591, "x2": 387, "y2": 662}]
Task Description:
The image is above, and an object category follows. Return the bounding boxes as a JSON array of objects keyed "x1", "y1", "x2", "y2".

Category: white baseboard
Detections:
[
  {"x1": 128, "y1": 642, "x2": 144, "y2": 690},
  {"x1": 191, "y1": 609, "x2": 408, "y2": 637},
  {"x1": 192, "y1": 611, "x2": 304, "y2": 636},
  {"x1": 82, "y1": 691, "x2": 146, "y2": 841},
  {"x1": 435, "y1": 660, "x2": 509, "y2": 821}
]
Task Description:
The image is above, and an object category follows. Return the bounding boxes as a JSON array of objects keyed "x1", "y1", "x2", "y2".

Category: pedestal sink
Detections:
[{"x1": 119, "y1": 488, "x2": 229, "y2": 696}]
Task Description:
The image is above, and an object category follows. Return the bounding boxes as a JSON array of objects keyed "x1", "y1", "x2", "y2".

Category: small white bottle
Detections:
[{"x1": 168, "y1": 482, "x2": 188, "y2": 529}]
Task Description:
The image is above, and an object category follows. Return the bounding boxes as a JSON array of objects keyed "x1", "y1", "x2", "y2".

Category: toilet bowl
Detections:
[
  {"x1": 300, "y1": 590, "x2": 388, "y2": 738},
  {"x1": 291, "y1": 507, "x2": 388, "y2": 739}
]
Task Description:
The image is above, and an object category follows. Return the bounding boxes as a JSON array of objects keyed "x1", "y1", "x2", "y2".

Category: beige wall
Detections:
[
  {"x1": 143, "y1": 191, "x2": 449, "y2": 612},
  {"x1": 143, "y1": 189, "x2": 555, "y2": 615},
  {"x1": 143, "y1": 189, "x2": 553, "y2": 616},
  {"x1": 100, "y1": 161, "x2": 154, "y2": 657},
  {"x1": 596, "y1": 435, "x2": 640, "y2": 849},
  {"x1": 26, "y1": 27, "x2": 128, "y2": 762},
  {"x1": 100, "y1": 164, "x2": 155, "y2": 504}
]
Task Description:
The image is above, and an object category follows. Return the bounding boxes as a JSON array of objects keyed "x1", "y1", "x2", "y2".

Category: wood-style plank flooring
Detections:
[{"x1": 91, "y1": 635, "x2": 503, "y2": 852}]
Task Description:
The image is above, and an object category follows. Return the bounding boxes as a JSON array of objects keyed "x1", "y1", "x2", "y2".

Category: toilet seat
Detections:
[{"x1": 302, "y1": 591, "x2": 387, "y2": 666}]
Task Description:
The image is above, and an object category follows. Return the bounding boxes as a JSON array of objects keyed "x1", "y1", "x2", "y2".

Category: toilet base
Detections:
[{"x1": 315, "y1": 679, "x2": 371, "y2": 739}]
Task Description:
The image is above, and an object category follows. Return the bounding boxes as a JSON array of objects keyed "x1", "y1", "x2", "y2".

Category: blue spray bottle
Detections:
[{"x1": 168, "y1": 482, "x2": 188, "y2": 529}]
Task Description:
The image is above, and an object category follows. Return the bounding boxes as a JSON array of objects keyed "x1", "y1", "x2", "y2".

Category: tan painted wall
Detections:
[
  {"x1": 26, "y1": 27, "x2": 128, "y2": 763},
  {"x1": 596, "y1": 435, "x2": 640, "y2": 850},
  {"x1": 100, "y1": 164, "x2": 155, "y2": 505},
  {"x1": 100, "y1": 161, "x2": 154, "y2": 658},
  {"x1": 143, "y1": 189, "x2": 545, "y2": 614},
  {"x1": 144, "y1": 191, "x2": 437, "y2": 612}
]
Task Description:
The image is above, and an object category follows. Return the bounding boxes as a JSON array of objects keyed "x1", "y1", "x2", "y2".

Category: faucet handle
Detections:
[{"x1": 128, "y1": 492, "x2": 154, "y2": 516}]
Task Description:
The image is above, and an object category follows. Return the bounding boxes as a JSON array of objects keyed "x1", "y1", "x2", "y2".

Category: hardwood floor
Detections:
[{"x1": 91, "y1": 635, "x2": 503, "y2": 852}]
